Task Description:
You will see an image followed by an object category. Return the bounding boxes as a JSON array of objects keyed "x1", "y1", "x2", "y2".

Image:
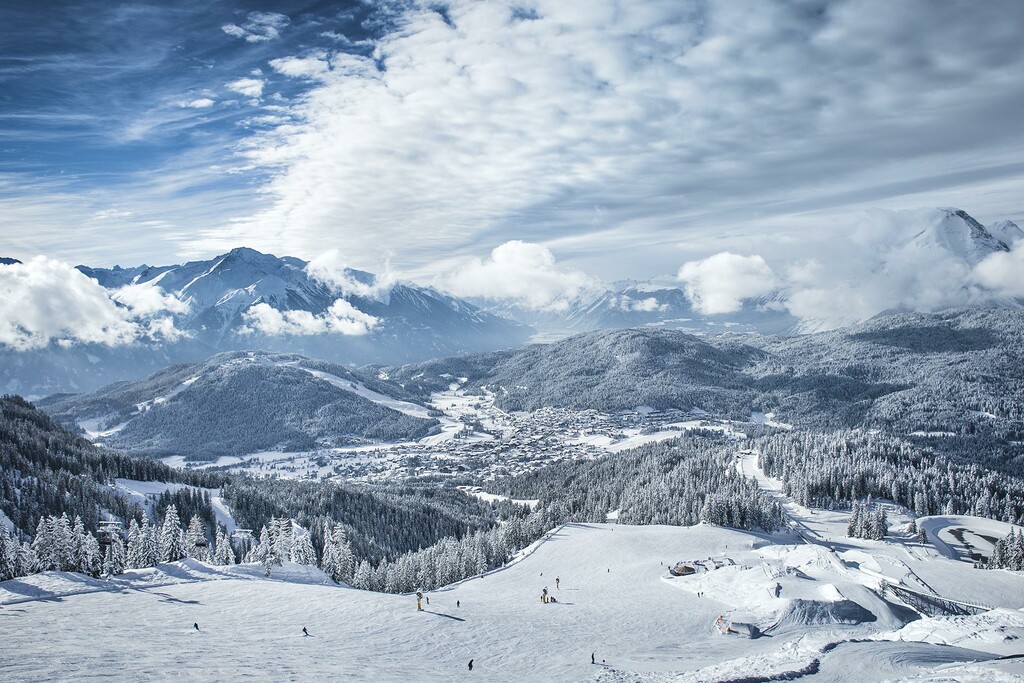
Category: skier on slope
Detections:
[
  {"x1": 303, "y1": 627, "x2": 309, "y2": 636},
  {"x1": 556, "y1": 577, "x2": 560, "y2": 589},
  {"x1": 468, "y1": 659, "x2": 474, "y2": 671},
  {"x1": 193, "y1": 623, "x2": 199, "y2": 631}
]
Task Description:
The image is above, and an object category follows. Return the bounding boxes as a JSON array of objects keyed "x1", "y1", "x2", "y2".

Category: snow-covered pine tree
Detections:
[
  {"x1": 0, "y1": 527, "x2": 16, "y2": 581},
  {"x1": 990, "y1": 533, "x2": 1006, "y2": 568},
  {"x1": 869, "y1": 507, "x2": 887, "y2": 540},
  {"x1": 1008, "y1": 529, "x2": 1024, "y2": 570},
  {"x1": 184, "y1": 516, "x2": 209, "y2": 562},
  {"x1": 30, "y1": 517, "x2": 54, "y2": 571},
  {"x1": 324, "y1": 523, "x2": 354, "y2": 583},
  {"x1": 80, "y1": 533, "x2": 102, "y2": 577},
  {"x1": 257, "y1": 525, "x2": 276, "y2": 576},
  {"x1": 290, "y1": 532, "x2": 317, "y2": 567},
  {"x1": 52, "y1": 514, "x2": 74, "y2": 571},
  {"x1": 142, "y1": 518, "x2": 160, "y2": 567},
  {"x1": 16, "y1": 540, "x2": 36, "y2": 577},
  {"x1": 125, "y1": 519, "x2": 143, "y2": 568},
  {"x1": 353, "y1": 559, "x2": 373, "y2": 589},
  {"x1": 71, "y1": 517, "x2": 88, "y2": 572},
  {"x1": 847, "y1": 502, "x2": 861, "y2": 538},
  {"x1": 273, "y1": 518, "x2": 292, "y2": 564},
  {"x1": 160, "y1": 505, "x2": 184, "y2": 563},
  {"x1": 320, "y1": 520, "x2": 340, "y2": 582},
  {"x1": 212, "y1": 528, "x2": 236, "y2": 565}
]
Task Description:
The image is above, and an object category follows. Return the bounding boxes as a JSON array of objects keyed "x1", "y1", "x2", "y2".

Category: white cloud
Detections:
[
  {"x1": 973, "y1": 247, "x2": 1024, "y2": 298},
  {"x1": 440, "y1": 241, "x2": 597, "y2": 310},
  {"x1": 197, "y1": 0, "x2": 1024, "y2": 279},
  {"x1": 241, "y1": 299, "x2": 378, "y2": 336},
  {"x1": 305, "y1": 249, "x2": 393, "y2": 299},
  {"x1": 677, "y1": 253, "x2": 777, "y2": 315},
  {"x1": 270, "y1": 55, "x2": 331, "y2": 80},
  {"x1": 92, "y1": 208, "x2": 133, "y2": 220},
  {"x1": 111, "y1": 283, "x2": 190, "y2": 316},
  {"x1": 0, "y1": 257, "x2": 183, "y2": 350},
  {"x1": 221, "y1": 11, "x2": 290, "y2": 43},
  {"x1": 226, "y1": 78, "x2": 264, "y2": 99},
  {"x1": 615, "y1": 296, "x2": 665, "y2": 312},
  {"x1": 179, "y1": 98, "x2": 216, "y2": 109}
]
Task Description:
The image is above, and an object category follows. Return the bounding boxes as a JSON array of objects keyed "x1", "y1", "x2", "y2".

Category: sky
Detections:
[{"x1": 1, "y1": 0, "x2": 1023, "y2": 305}]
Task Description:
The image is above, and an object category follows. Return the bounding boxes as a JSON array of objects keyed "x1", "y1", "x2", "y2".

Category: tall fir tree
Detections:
[
  {"x1": 290, "y1": 532, "x2": 317, "y2": 567},
  {"x1": 160, "y1": 505, "x2": 184, "y2": 563},
  {"x1": 212, "y1": 528, "x2": 236, "y2": 566}
]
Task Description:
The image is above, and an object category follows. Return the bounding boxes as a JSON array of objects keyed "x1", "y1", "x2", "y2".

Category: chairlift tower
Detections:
[{"x1": 97, "y1": 520, "x2": 122, "y2": 577}]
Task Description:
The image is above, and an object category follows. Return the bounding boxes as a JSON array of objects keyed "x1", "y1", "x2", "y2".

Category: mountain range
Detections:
[
  {"x1": 2, "y1": 207, "x2": 1021, "y2": 398},
  {"x1": 2, "y1": 248, "x2": 530, "y2": 397}
]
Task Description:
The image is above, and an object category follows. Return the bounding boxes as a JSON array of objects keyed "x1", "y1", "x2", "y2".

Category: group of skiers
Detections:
[{"x1": 540, "y1": 576, "x2": 561, "y2": 603}]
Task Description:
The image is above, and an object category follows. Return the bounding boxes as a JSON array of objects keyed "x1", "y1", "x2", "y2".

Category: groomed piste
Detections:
[{"x1": 2, "y1": 517, "x2": 1023, "y2": 682}]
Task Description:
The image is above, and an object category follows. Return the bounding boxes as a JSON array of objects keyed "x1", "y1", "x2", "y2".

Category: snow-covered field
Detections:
[{"x1": 2, "y1": 521, "x2": 1022, "y2": 682}]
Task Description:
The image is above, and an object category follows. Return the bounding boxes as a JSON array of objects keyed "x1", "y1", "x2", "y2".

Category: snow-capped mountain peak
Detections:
[
  {"x1": 905, "y1": 207, "x2": 1010, "y2": 266},
  {"x1": 988, "y1": 219, "x2": 1024, "y2": 247}
]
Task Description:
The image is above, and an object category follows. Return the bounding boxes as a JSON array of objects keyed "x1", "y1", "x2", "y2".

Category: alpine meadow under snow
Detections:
[{"x1": 4, "y1": 0, "x2": 1024, "y2": 681}]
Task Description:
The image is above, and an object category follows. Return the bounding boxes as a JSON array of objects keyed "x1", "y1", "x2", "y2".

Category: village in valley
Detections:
[{"x1": 167, "y1": 380, "x2": 752, "y2": 484}]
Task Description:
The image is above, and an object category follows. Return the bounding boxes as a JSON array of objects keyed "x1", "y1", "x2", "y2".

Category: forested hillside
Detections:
[
  {"x1": 42, "y1": 352, "x2": 437, "y2": 460},
  {"x1": 0, "y1": 395, "x2": 224, "y2": 538}
]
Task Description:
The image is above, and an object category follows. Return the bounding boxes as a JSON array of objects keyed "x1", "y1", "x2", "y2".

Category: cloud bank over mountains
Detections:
[
  {"x1": 3, "y1": 207, "x2": 1019, "y2": 353},
  {"x1": 440, "y1": 241, "x2": 597, "y2": 311},
  {"x1": 677, "y1": 208, "x2": 1024, "y2": 328},
  {"x1": 0, "y1": 258, "x2": 186, "y2": 350}
]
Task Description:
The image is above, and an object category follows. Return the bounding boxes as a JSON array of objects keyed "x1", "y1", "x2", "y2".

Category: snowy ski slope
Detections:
[{"x1": 3, "y1": 520, "x2": 1023, "y2": 682}]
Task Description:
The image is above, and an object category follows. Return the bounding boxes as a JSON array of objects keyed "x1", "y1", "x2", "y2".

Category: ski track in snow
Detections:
[{"x1": 283, "y1": 361, "x2": 433, "y2": 419}]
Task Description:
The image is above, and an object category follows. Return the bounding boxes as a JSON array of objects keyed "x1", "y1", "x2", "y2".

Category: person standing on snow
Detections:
[
  {"x1": 468, "y1": 659, "x2": 474, "y2": 671},
  {"x1": 556, "y1": 577, "x2": 560, "y2": 590}
]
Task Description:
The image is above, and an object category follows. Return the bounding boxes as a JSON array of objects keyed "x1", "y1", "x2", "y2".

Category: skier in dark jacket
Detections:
[
  {"x1": 302, "y1": 627, "x2": 309, "y2": 636},
  {"x1": 468, "y1": 659, "x2": 474, "y2": 671},
  {"x1": 193, "y1": 623, "x2": 199, "y2": 631}
]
